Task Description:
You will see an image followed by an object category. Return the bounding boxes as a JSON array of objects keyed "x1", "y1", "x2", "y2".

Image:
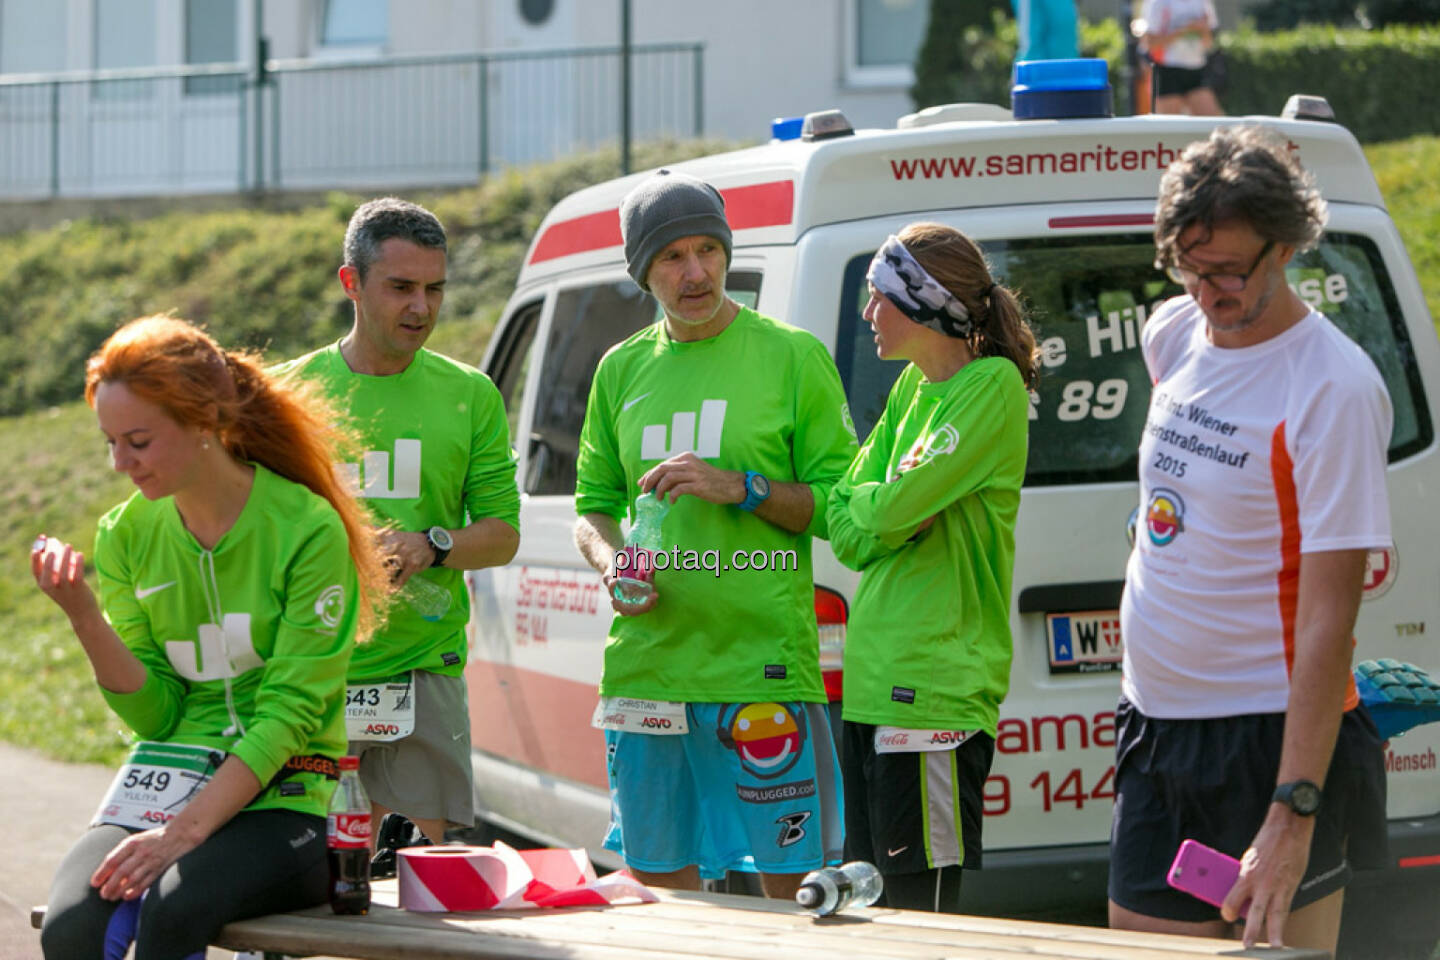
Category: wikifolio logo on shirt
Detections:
[{"x1": 315, "y1": 584, "x2": 345, "y2": 629}]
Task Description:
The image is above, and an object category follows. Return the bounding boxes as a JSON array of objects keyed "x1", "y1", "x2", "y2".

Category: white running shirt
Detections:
[{"x1": 1120, "y1": 297, "x2": 1393, "y2": 718}]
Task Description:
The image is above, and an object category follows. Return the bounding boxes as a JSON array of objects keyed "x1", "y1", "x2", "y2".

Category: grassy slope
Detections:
[{"x1": 1, "y1": 136, "x2": 1437, "y2": 767}]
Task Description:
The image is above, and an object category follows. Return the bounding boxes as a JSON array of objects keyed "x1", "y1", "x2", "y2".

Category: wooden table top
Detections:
[{"x1": 186, "y1": 880, "x2": 1327, "y2": 960}]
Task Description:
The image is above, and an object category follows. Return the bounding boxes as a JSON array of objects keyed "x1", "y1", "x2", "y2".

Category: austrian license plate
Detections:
[{"x1": 1046, "y1": 609, "x2": 1123, "y2": 674}]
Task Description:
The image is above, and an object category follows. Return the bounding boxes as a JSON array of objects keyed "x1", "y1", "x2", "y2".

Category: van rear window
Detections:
[{"x1": 836, "y1": 233, "x2": 1431, "y2": 486}]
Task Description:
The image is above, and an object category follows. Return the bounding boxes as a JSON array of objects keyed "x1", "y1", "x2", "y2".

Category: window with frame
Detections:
[
  {"x1": 846, "y1": 0, "x2": 929, "y2": 88},
  {"x1": 488, "y1": 298, "x2": 543, "y2": 443},
  {"x1": 1, "y1": 0, "x2": 67, "y2": 74},
  {"x1": 835, "y1": 232, "x2": 1431, "y2": 486},
  {"x1": 184, "y1": 0, "x2": 240, "y2": 96},
  {"x1": 93, "y1": 0, "x2": 155, "y2": 100},
  {"x1": 318, "y1": 0, "x2": 388, "y2": 49},
  {"x1": 527, "y1": 272, "x2": 763, "y2": 496}
]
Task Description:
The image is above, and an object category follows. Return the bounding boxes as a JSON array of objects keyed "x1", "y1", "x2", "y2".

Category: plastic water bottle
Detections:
[
  {"x1": 399, "y1": 573, "x2": 451, "y2": 621},
  {"x1": 612, "y1": 492, "x2": 669, "y2": 607},
  {"x1": 327, "y1": 755, "x2": 372, "y2": 915},
  {"x1": 795, "y1": 861, "x2": 884, "y2": 916}
]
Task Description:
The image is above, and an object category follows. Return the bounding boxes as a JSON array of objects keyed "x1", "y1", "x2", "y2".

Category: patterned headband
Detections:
[{"x1": 866, "y1": 235, "x2": 975, "y2": 339}]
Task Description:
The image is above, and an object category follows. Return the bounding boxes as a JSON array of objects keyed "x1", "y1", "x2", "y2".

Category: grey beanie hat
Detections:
[{"x1": 620, "y1": 169, "x2": 732, "y2": 291}]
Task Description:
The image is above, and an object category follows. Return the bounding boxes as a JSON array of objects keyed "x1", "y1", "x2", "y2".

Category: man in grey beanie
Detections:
[{"x1": 573, "y1": 169, "x2": 857, "y2": 898}]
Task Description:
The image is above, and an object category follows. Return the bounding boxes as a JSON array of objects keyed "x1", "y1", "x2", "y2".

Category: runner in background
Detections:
[
  {"x1": 34, "y1": 316, "x2": 386, "y2": 960},
  {"x1": 573, "y1": 169, "x2": 857, "y2": 897},
  {"x1": 1012, "y1": 0, "x2": 1079, "y2": 64},
  {"x1": 275, "y1": 197, "x2": 521, "y2": 850},
  {"x1": 827, "y1": 223, "x2": 1037, "y2": 912},
  {"x1": 1138, "y1": 0, "x2": 1223, "y2": 115}
]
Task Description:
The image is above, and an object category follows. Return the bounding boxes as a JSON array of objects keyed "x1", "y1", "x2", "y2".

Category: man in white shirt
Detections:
[{"x1": 1108, "y1": 126, "x2": 1391, "y2": 955}]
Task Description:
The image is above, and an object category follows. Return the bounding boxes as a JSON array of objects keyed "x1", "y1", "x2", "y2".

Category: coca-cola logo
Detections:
[
  {"x1": 877, "y1": 732, "x2": 909, "y2": 747},
  {"x1": 603, "y1": 713, "x2": 626, "y2": 726},
  {"x1": 328, "y1": 812, "x2": 373, "y2": 848}
]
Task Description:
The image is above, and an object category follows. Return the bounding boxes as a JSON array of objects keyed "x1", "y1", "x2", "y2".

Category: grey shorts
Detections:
[{"x1": 349, "y1": 670, "x2": 474, "y2": 828}]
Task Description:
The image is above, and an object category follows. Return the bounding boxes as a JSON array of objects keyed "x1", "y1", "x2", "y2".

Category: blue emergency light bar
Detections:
[
  {"x1": 771, "y1": 116, "x2": 803, "y2": 141},
  {"x1": 1011, "y1": 58, "x2": 1113, "y2": 120}
]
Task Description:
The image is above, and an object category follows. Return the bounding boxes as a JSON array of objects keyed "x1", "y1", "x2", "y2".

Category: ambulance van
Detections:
[{"x1": 461, "y1": 78, "x2": 1440, "y2": 947}]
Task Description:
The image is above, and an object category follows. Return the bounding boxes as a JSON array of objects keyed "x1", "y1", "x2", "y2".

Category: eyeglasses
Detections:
[{"x1": 1165, "y1": 240, "x2": 1275, "y2": 293}]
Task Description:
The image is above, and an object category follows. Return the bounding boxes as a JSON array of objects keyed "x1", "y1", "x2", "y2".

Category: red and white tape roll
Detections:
[{"x1": 397, "y1": 844, "x2": 529, "y2": 912}]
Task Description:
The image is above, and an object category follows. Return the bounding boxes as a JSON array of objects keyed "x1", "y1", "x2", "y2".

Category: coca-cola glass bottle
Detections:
[{"x1": 327, "y1": 755, "x2": 372, "y2": 915}]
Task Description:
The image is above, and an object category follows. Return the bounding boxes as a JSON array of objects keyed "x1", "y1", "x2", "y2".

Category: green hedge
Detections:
[
  {"x1": 1220, "y1": 25, "x2": 1440, "y2": 143},
  {"x1": 911, "y1": 11, "x2": 1126, "y2": 113},
  {"x1": 0, "y1": 139, "x2": 730, "y2": 418},
  {"x1": 911, "y1": 12, "x2": 1440, "y2": 146}
]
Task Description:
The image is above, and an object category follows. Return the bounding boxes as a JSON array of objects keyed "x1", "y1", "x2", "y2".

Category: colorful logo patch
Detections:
[
  {"x1": 1145, "y1": 488, "x2": 1185, "y2": 546},
  {"x1": 717, "y1": 702, "x2": 805, "y2": 780}
]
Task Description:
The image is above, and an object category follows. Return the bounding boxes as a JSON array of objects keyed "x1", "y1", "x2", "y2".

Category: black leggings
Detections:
[{"x1": 41, "y1": 809, "x2": 328, "y2": 960}]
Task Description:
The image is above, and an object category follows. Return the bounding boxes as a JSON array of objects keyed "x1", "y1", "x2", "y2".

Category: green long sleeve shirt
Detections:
[
  {"x1": 828, "y1": 358, "x2": 1028, "y2": 733},
  {"x1": 94, "y1": 464, "x2": 358, "y2": 817}
]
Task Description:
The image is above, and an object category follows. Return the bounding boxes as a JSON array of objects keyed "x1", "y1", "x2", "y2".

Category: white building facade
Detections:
[{"x1": 0, "y1": 0, "x2": 1245, "y2": 199}]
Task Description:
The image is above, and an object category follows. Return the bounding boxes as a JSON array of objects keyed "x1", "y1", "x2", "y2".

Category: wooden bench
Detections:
[{"x1": 32, "y1": 880, "x2": 1329, "y2": 959}]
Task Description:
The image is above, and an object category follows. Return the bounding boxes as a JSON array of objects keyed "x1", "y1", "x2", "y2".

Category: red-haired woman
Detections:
[{"x1": 32, "y1": 316, "x2": 387, "y2": 960}]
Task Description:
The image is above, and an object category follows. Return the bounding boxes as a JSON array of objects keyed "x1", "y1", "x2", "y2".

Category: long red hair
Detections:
[{"x1": 85, "y1": 315, "x2": 387, "y2": 639}]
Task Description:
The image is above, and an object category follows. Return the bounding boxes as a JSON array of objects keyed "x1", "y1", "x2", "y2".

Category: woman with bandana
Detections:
[{"x1": 826, "y1": 222, "x2": 1038, "y2": 912}]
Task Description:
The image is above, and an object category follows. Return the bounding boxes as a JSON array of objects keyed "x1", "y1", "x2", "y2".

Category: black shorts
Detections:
[
  {"x1": 841, "y1": 721, "x2": 995, "y2": 875},
  {"x1": 1108, "y1": 698, "x2": 1389, "y2": 922},
  {"x1": 1153, "y1": 63, "x2": 1208, "y2": 97}
]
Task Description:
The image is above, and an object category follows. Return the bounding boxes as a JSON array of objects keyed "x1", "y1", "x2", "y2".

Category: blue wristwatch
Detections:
[{"x1": 738, "y1": 471, "x2": 771, "y2": 512}]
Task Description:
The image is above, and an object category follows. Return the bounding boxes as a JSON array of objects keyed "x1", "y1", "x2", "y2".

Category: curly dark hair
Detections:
[{"x1": 1154, "y1": 125, "x2": 1327, "y2": 269}]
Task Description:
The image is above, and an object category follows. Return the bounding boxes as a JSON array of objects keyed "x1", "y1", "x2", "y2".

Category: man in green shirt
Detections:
[
  {"x1": 277, "y1": 198, "x2": 520, "y2": 847},
  {"x1": 573, "y1": 170, "x2": 857, "y2": 897}
]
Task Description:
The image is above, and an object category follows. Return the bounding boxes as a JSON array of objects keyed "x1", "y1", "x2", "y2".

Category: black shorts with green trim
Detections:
[{"x1": 840, "y1": 720, "x2": 995, "y2": 876}]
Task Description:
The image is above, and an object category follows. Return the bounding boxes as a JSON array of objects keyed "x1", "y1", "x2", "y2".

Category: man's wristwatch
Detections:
[
  {"x1": 1272, "y1": 779, "x2": 1323, "y2": 816},
  {"x1": 738, "y1": 471, "x2": 771, "y2": 512},
  {"x1": 425, "y1": 526, "x2": 454, "y2": 568}
]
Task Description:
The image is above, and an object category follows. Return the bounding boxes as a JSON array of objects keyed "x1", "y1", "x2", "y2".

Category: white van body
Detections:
[{"x1": 461, "y1": 104, "x2": 1440, "y2": 938}]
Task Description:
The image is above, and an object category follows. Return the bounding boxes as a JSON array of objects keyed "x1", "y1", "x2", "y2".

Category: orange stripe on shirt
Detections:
[
  {"x1": 1272, "y1": 423, "x2": 1302, "y2": 680},
  {"x1": 1271, "y1": 422, "x2": 1360, "y2": 710}
]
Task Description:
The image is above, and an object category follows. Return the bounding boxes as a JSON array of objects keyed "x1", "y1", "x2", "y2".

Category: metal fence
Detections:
[{"x1": 0, "y1": 43, "x2": 703, "y2": 200}]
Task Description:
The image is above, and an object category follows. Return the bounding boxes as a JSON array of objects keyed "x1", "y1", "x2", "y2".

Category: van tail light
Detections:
[{"x1": 815, "y1": 585, "x2": 848, "y2": 703}]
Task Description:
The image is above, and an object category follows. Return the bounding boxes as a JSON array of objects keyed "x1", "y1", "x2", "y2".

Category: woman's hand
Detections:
[
  {"x1": 31, "y1": 535, "x2": 102, "y2": 625},
  {"x1": 90, "y1": 822, "x2": 204, "y2": 900}
]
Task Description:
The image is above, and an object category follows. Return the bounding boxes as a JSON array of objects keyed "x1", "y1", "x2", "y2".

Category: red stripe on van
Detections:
[
  {"x1": 723, "y1": 179, "x2": 795, "y2": 229},
  {"x1": 1399, "y1": 854, "x2": 1440, "y2": 868},
  {"x1": 529, "y1": 209, "x2": 623, "y2": 264},
  {"x1": 528, "y1": 179, "x2": 795, "y2": 264},
  {"x1": 1048, "y1": 214, "x2": 1155, "y2": 229}
]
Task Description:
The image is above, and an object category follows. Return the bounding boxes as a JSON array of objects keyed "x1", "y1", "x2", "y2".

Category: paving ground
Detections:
[{"x1": 0, "y1": 742, "x2": 353, "y2": 960}]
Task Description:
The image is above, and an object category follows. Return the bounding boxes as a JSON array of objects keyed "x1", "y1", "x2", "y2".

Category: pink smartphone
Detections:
[{"x1": 1166, "y1": 839, "x2": 1241, "y2": 908}]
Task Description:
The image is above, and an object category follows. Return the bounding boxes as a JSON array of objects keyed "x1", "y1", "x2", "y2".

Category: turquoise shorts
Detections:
[{"x1": 603, "y1": 701, "x2": 843, "y2": 878}]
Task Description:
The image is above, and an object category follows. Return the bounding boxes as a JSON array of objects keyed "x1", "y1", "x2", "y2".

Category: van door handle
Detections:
[{"x1": 1017, "y1": 579, "x2": 1125, "y2": 614}]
